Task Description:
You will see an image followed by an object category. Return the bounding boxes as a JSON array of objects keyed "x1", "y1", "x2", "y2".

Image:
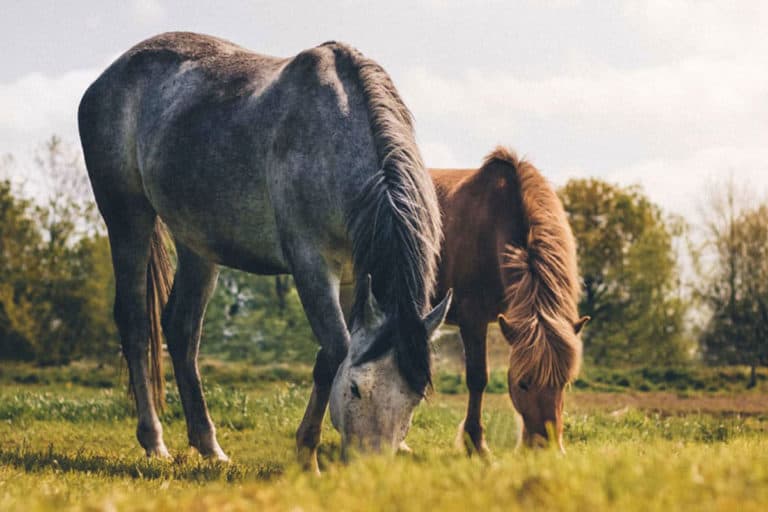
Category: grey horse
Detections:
[{"x1": 78, "y1": 32, "x2": 451, "y2": 471}]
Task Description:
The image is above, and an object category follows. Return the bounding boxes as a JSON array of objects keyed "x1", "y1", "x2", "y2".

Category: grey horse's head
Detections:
[{"x1": 330, "y1": 277, "x2": 451, "y2": 458}]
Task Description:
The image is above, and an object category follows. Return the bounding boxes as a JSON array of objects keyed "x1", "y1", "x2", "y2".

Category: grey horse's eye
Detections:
[{"x1": 350, "y1": 382, "x2": 362, "y2": 399}]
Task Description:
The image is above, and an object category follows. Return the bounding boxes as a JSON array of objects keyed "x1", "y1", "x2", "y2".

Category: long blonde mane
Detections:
[{"x1": 484, "y1": 147, "x2": 583, "y2": 387}]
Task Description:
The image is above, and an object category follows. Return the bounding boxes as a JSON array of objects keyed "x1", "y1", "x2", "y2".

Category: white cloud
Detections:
[
  {"x1": 605, "y1": 145, "x2": 768, "y2": 220},
  {"x1": 0, "y1": 67, "x2": 102, "y2": 159},
  {"x1": 401, "y1": 56, "x2": 768, "y2": 153},
  {"x1": 131, "y1": 0, "x2": 166, "y2": 24},
  {"x1": 399, "y1": 43, "x2": 768, "y2": 218},
  {"x1": 419, "y1": 141, "x2": 461, "y2": 168},
  {"x1": 624, "y1": 0, "x2": 768, "y2": 59}
]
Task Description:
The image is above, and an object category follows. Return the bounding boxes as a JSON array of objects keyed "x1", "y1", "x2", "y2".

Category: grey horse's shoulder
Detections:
[
  {"x1": 280, "y1": 41, "x2": 365, "y2": 87},
  {"x1": 316, "y1": 41, "x2": 368, "y2": 67},
  {"x1": 318, "y1": 40, "x2": 359, "y2": 54}
]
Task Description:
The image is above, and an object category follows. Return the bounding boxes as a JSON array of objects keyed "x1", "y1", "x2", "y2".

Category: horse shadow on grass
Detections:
[
  {"x1": 1, "y1": 438, "x2": 434, "y2": 479},
  {"x1": 0, "y1": 443, "x2": 283, "y2": 482}
]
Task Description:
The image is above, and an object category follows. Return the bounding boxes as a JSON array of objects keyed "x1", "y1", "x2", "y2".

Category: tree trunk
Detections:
[
  {"x1": 747, "y1": 364, "x2": 757, "y2": 389},
  {"x1": 275, "y1": 276, "x2": 287, "y2": 314}
]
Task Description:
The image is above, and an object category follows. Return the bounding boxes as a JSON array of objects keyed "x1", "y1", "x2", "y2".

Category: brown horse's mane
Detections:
[{"x1": 483, "y1": 147, "x2": 582, "y2": 387}]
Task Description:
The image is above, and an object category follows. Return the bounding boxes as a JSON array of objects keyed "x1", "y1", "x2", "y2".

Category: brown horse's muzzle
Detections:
[
  {"x1": 509, "y1": 372, "x2": 566, "y2": 453},
  {"x1": 521, "y1": 422, "x2": 565, "y2": 453}
]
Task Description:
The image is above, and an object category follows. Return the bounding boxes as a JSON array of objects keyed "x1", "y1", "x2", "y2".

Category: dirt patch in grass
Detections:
[
  {"x1": 568, "y1": 392, "x2": 768, "y2": 415},
  {"x1": 438, "y1": 390, "x2": 768, "y2": 417}
]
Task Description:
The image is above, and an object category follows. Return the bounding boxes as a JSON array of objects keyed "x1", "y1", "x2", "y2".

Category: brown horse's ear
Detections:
[
  {"x1": 574, "y1": 316, "x2": 591, "y2": 335},
  {"x1": 497, "y1": 315, "x2": 516, "y2": 343}
]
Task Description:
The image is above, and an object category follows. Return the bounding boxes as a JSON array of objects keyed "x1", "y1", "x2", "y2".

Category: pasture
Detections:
[{"x1": 1, "y1": 360, "x2": 766, "y2": 511}]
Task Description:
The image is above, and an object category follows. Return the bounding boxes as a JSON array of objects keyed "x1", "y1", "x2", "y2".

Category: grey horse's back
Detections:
[
  {"x1": 84, "y1": 32, "x2": 286, "y2": 97},
  {"x1": 78, "y1": 32, "x2": 287, "y2": 156},
  {"x1": 79, "y1": 32, "x2": 285, "y2": 135},
  {"x1": 78, "y1": 33, "x2": 381, "y2": 273}
]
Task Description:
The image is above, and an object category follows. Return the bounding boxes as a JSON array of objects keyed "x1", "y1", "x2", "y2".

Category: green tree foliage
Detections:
[
  {"x1": 201, "y1": 270, "x2": 317, "y2": 364},
  {"x1": 697, "y1": 181, "x2": 768, "y2": 387},
  {"x1": 0, "y1": 179, "x2": 43, "y2": 360},
  {"x1": 1, "y1": 136, "x2": 318, "y2": 365},
  {"x1": 559, "y1": 179, "x2": 688, "y2": 365},
  {"x1": 0, "y1": 137, "x2": 116, "y2": 363}
]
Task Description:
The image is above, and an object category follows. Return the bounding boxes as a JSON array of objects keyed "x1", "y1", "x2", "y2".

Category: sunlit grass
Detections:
[{"x1": 0, "y1": 368, "x2": 766, "y2": 511}]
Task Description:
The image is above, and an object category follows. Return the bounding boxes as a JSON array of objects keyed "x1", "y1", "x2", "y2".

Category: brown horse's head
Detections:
[
  {"x1": 488, "y1": 147, "x2": 589, "y2": 452},
  {"x1": 499, "y1": 314, "x2": 589, "y2": 451}
]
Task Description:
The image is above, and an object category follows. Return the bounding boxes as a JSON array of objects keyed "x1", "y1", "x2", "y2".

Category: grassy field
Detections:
[{"x1": 0, "y1": 361, "x2": 767, "y2": 511}]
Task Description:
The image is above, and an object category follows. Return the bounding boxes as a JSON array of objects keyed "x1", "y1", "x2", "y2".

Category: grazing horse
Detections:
[
  {"x1": 78, "y1": 32, "x2": 451, "y2": 471},
  {"x1": 430, "y1": 147, "x2": 589, "y2": 454}
]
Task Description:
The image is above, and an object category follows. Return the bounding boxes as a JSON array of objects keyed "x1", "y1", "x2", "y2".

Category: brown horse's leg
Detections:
[
  {"x1": 163, "y1": 245, "x2": 227, "y2": 461},
  {"x1": 108, "y1": 208, "x2": 170, "y2": 458},
  {"x1": 458, "y1": 320, "x2": 490, "y2": 456}
]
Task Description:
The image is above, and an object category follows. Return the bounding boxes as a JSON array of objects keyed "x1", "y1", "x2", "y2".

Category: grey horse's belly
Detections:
[
  {"x1": 134, "y1": 80, "x2": 293, "y2": 274},
  {"x1": 142, "y1": 163, "x2": 290, "y2": 274}
]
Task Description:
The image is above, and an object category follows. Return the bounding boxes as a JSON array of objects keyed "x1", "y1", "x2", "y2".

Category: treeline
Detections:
[
  {"x1": 0, "y1": 137, "x2": 114, "y2": 364},
  {"x1": 0, "y1": 138, "x2": 765, "y2": 384}
]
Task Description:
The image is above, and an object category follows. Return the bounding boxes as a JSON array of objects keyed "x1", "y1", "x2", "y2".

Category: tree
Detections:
[
  {"x1": 0, "y1": 137, "x2": 116, "y2": 363},
  {"x1": 201, "y1": 268, "x2": 317, "y2": 364},
  {"x1": 697, "y1": 179, "x2": 768, "y2": 387},
  {"x1": 559, "y1": 179, "x2": 689, "y2": 365},
  {"x1": 30, "y1": 136, "x2": 115, "y2": 363},
  {"x1": 0, "y1": 178, "x2": 43, "y2": 360}
]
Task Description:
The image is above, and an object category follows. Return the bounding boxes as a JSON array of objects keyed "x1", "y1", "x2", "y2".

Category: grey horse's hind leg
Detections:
[
  {"x1": 107, "y1": 206, "x2": 170, "y2": 458},
  {"x1": 288, "y1": 250, "x2": 349, "y2": 473},
  {"x1": 162, "y1": 244, "x2": 227, "y2": 461}
]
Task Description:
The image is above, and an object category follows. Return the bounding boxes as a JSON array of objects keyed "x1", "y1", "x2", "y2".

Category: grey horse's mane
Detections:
[{"x1": 324, "y1": 42, "x2": 442, "y2": 395}]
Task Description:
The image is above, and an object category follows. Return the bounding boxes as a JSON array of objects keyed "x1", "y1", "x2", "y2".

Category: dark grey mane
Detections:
[{"x1": 325, "y1": 43, "x2": 442, "y2": 394}]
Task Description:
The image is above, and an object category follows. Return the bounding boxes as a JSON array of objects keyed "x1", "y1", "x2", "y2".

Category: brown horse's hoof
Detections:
[
  {"x1": 456, "y1": 420, "x2": 491, "y2": 458},
  {"x1": 297, "y1": 447, "x2": 321, "y2": 476}
]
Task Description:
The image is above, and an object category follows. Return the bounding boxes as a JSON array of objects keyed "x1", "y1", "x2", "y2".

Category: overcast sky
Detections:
[{"x1": 1, "y1": 0, "x2": 766, "y2": 220}]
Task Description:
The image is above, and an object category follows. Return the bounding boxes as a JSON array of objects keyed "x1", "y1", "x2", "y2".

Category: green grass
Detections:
[
  {"x1": 4, "y1": 359, "x2": 765, "y2": 396},
  {"x1": 0, "y1": 363, "x2": 767, "y2": 511},
  {"x1": 435, "y1": 366, "x2": 768, "y2": 395}
]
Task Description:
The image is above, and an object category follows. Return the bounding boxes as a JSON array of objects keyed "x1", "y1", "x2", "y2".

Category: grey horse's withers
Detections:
[{"x1": 79, "y1": 32, "x2": 449, "y2": 470}]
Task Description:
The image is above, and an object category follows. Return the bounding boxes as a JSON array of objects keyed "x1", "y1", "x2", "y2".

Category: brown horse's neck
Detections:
[{"x1": 430, "y1": 163, "x2": 527, "y2": 324}]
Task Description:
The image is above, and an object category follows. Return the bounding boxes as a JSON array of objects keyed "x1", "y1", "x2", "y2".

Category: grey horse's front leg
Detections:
[
  {"x1": 163, "y1": 245, "x2": 227, "y2": 461},
  {"x1": 296, "y1": 349, "x2": 337, "y2": 473},
  {"x1": 288, "y1": 251, "x2": 349, "y2": 474}
]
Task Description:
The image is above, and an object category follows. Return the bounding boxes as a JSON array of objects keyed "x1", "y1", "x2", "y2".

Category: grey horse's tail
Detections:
[
  {"x1": 130, "y1": 219, "x2": 173, "y2": 411},
  {"x1": 325, "y1": 42, "x2": 442, "y2": 395}
]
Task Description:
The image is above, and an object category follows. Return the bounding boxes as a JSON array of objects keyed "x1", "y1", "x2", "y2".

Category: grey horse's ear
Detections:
[
  {"x1": 423, "y1": 289, "x2": 453, "y2": 336},
  {"x1": 363, "y1": 274, "x2": 385, "y2": 327}
]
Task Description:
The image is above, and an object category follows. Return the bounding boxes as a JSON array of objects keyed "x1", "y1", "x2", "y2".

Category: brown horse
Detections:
[{"x1": 430, "y1": 147, "x2": 589, "y2": 454}]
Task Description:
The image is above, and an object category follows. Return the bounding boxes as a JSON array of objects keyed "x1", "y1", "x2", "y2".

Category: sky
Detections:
[{"x1": 1, "y1": 0, "x2": 766, "y2": 221}]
